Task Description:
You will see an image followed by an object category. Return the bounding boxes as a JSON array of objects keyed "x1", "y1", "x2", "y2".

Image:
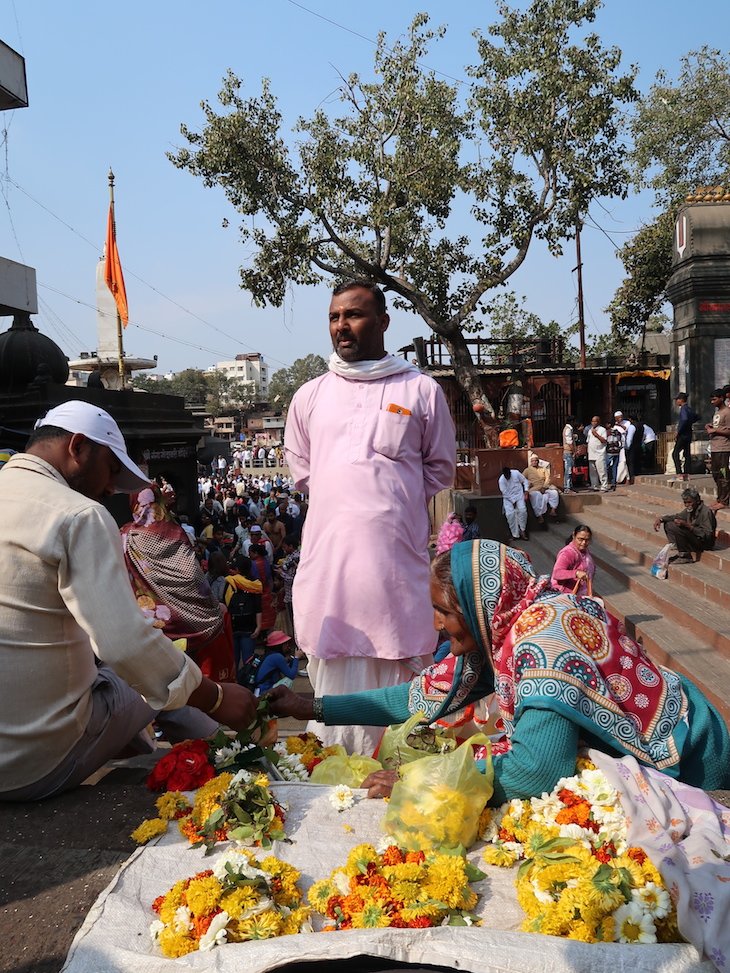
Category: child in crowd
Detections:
[{"x1": 254, "y1": 631, "x2": 306, "y2": 695}]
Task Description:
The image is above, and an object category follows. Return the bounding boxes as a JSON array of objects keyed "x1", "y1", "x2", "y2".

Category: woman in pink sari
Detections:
[
  {"x1": 120, "y1": 486, "x2": 235, "y2": 683},
  {"x1": 550, "y1": 524, "x2": 596, "y2": 595}
]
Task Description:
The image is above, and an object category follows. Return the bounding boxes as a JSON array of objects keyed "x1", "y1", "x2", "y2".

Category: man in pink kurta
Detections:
[{"x1": 284, "y1": 281, "x2": 456, "y2": 753}]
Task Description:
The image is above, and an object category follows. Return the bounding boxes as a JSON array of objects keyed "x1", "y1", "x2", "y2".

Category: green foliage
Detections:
[
  {"x1": 129, "y1": 373, "x2": 160, "y2": 392},
  {"x1": 131, "y1": 368, "x2": 256, "y2": 416},
  {"x1": 475, "y1": 292, "x2": 579, "y2": 364},
  {"x1": 610, "y1": 48, "x2": 730, "y2": 336},
  {"x1": 267, "y1": 354, "x2": 328, "y2": 408},
  {"x1": 606, "y1": 210, "x2": 674, "y2": 336},
  {"x1": 584, "y1": 329, "x2": 636, "y2": 359},
  {"x1": 631, "y1": 47, "x2": 730, "y2": 204},
  {"x1": 169, "y1": 2, "x2": 636, "y2": 403}
]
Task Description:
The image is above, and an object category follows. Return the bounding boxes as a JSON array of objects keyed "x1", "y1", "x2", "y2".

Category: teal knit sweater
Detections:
[{"x1": 322, "y1": 674, "x2": 730, "y2": 806}]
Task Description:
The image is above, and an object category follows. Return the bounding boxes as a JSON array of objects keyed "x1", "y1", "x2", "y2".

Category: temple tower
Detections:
[{"x1": 666, "y1": 188, "x2": 730, "y2": 419}]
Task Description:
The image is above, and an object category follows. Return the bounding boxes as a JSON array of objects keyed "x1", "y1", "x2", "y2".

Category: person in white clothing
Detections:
[
  {"x1": 587, "y1": 415, "x2": 609, "y2": 491},
  {"x1": 562, "y1": 416, "x2": 576, "y2": 493},
  {"x1": 498, "y1": 466, "x2": 530, "y2": 540},
  {"x1": 642, "y1": 420, "x2": 657, "y2": 472},
  {"x1": 605, "y1": 414, "x2": 625, "y2": 490},
  {"x1": 241, "y1": 524, "x2": 274, "y2": 561}
]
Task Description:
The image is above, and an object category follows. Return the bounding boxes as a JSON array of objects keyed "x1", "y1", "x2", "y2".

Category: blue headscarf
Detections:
[{"x1": 406, "y1": 539, "x2": 535, "y2": 721}]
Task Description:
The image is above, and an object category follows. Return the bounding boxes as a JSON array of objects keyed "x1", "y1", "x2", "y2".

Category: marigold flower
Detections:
[
  {"x1": 185, "y1": 876, "x2": 222, "y2": 917},
  {"x1": 157, "y1": 926, "x2": 197, "y2": 957},
  {"x1": 483, "y1": 843, "x2": 519, "y2": 867},
  {"x1": 407, "y1": 915, "x2": 433, "y2": 928},
  {"x1": 131, "y1": 817, "x2": 168, "y2": 845},
  {"x1": 155, "y1": 790, "x2": 191, "y2": 821},
  {"x1": 150, "y1": 851, "x2": 305, "y2": 957}
]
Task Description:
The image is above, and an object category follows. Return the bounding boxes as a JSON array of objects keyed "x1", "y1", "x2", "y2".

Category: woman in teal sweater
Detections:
[{"x1": 268, "y1": 539, "x2": 730, "y2": 805}]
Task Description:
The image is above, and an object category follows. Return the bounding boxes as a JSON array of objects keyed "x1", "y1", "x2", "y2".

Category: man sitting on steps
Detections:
[{"x1": 653, "y1": 487, "x2": 717, "y2": 564}]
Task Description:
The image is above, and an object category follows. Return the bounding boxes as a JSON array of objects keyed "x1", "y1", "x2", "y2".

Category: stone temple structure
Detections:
[
  {"x1": 0, "y1": 314, "x2": 204, "y2": 523},
  {"x1": 667, "y1": 187, "x2": 730, "y2": 423}
]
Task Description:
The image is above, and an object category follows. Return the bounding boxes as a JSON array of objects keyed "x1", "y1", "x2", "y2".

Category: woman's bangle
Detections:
[
  {"x1": 207, "y1": 682, "x2": 224, "y2": 715},
  {"x1": 312, "y1": 697, "x2": 324, "y2": 722}
]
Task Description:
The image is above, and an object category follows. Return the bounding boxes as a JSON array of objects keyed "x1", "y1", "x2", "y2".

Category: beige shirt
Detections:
[
  {"x1": 0, "y1": 453, "x2": 202, "y2": 790},
  {"x1": 523, "y1": 464, "x2": 553, "y2": 492}
]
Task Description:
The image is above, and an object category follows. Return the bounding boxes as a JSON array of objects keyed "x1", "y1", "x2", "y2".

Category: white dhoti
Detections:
[
  {"x1": 529, "y1": 488, "x2": 560, "y2": 517},
  {"x1": 305, "y1": 655, "x2": 430, "y2": 756},
  {"x1": 528, "y1": 490, "x2": 548, "y2": 517},
  {"x1": 502, "y1": 498, "x2": 528, "y2": 539}
]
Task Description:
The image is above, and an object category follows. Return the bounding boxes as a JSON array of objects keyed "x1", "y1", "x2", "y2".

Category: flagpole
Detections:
[{"x1": 108, "y1": 168, "x2": 126, "y2": 388}]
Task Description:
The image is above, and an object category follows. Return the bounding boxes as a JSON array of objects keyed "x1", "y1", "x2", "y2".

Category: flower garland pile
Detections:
[
  {"x1": 308, "y1": 843, "x2": 484, "y2": 930},
  {"x1": 132, "y1": 769, "x2": 288, "y2": 854},
  {"x1": 272, "y1": 732, "x2": 344, "y2": 780},
  {"x1": 146, "y1": 700, "x2": 277, "y2": 793},
  {"x1": 149, "y1": 849, "x2": 310, "y2": 958},
  {"x1": 479, "y1": 758, "x2": 680, "y2": 945}
]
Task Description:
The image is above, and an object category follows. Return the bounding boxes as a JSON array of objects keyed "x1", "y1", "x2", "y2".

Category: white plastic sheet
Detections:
[{"x1": 62, "y1": 783, "x2": 712, "y2": 973}]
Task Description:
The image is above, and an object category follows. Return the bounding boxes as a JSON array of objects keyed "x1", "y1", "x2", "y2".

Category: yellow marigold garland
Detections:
[
  {"x1": 149, "y1": 849, "x2": 310, "y2": 958},
  {"x1": 480, "y1": 759, "x2": 681, "y2": 945},
  {"x1": 132, "y1": 770, "x2": 287, "y2": 853}
]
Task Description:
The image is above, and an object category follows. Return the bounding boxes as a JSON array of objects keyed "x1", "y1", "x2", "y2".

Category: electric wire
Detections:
[
  {"x1": 284, "y1": 0, "x2": 466, "y2": 86},
  {"x1": 1, "y1": 174, "x2": 291, "y2": 369}
]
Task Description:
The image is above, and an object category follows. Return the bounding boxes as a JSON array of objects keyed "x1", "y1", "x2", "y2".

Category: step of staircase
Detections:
[
  {"x1": 530, "y1": 510, "x2": 730, "y2": 659},
  {"x1": 572, "y1": 500, "x2": 730, "y2": 606},
  {"x1": 522, "y1": 523, "x2": 730, "y2": 725}
]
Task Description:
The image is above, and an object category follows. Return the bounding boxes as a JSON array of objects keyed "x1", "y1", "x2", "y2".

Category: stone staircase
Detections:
[{"x1": 518, "y1": 474, "x2": 730, "y2": 725}]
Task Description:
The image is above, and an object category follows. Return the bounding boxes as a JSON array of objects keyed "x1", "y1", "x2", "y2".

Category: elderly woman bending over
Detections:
[{"x1": 269, "y1": 539, "x2": 730, "y2": 806}]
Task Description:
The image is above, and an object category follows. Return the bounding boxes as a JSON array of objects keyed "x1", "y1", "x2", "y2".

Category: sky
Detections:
[{"x1": 0, "y1": 0, "x2": 724, "y2": 378}]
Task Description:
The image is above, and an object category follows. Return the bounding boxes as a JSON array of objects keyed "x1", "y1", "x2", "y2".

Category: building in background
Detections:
[{"x1": 205, "y1": 352, "x2": 269, "y2": 399}]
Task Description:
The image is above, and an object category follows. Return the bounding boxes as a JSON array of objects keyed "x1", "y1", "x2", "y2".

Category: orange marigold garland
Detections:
[{"x1": 308, "y1": 843, "x2": 484, "y2": 930}]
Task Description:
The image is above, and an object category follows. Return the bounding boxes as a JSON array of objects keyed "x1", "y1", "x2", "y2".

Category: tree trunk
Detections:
[{"x1": 439, "y1": 330, "x2": 499, "y2": 448}]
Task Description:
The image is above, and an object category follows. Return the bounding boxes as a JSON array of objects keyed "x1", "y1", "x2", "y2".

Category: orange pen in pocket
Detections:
[{"x1": 386, "y1": 403, "x2": 411, "y2": 416}]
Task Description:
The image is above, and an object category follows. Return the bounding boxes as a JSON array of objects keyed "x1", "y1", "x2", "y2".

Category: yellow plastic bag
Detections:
[
  {"x1": 382, "y1": 733, "x2": 493, "y2": 851},
  {"x1": 377, "y1": 711, "x2": 457, "y2": 770},
  {"x1": 310, "y1": 753, "x2": 382, "y2": 788}
]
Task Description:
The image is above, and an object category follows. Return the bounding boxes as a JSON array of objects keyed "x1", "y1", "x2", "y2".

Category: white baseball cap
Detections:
[
  {"x1": 614, "y1": 411, "x2": 623, "y2": 417},
  {"x1": 34, "y1": 401, "x2": 150, "y2": 493}
]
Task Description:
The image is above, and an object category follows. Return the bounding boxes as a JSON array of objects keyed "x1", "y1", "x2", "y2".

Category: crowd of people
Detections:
[
  {"x1": 187, "y1": 468, "x2": 307, "y2": 687},
  {"x1": 561, "y1": 411, "x2": 657, "y2": 494}
]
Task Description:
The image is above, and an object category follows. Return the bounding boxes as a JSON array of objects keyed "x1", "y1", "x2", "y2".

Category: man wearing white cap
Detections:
[{"x1": 0, "y1": 401, "x2": 257, "y2": 801}]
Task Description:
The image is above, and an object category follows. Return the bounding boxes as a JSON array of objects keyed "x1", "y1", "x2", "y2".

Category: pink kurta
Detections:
[
  {"x1": 550, "y1": 542, "x2": 596, "y2": 595},
  {"x1": 285, "y1": 369, "x2": 456, "y2": 663}
]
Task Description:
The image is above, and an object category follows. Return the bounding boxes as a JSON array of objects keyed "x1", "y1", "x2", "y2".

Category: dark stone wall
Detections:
[{"x1": 667, "y1": 203, "x2": 730, "y2": 425}]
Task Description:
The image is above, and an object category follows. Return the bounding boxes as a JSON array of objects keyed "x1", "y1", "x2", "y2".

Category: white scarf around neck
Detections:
[{"x1": 328, "y1": 352, "x2": 419, "y2": 381}]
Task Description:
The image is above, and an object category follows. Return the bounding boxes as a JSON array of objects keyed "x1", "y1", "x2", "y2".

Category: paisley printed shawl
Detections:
[
  {"x1": 409, "y1": 539, "x2": 690, "y2": 774},
  {"x1": 407, "y1": 540, "x2": 535, "y2": 723}
]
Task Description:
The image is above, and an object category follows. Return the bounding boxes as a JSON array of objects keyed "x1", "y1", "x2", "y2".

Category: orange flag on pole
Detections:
[{"x1": 104, "y1": 203, "x2": 129, "y2": 327}]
